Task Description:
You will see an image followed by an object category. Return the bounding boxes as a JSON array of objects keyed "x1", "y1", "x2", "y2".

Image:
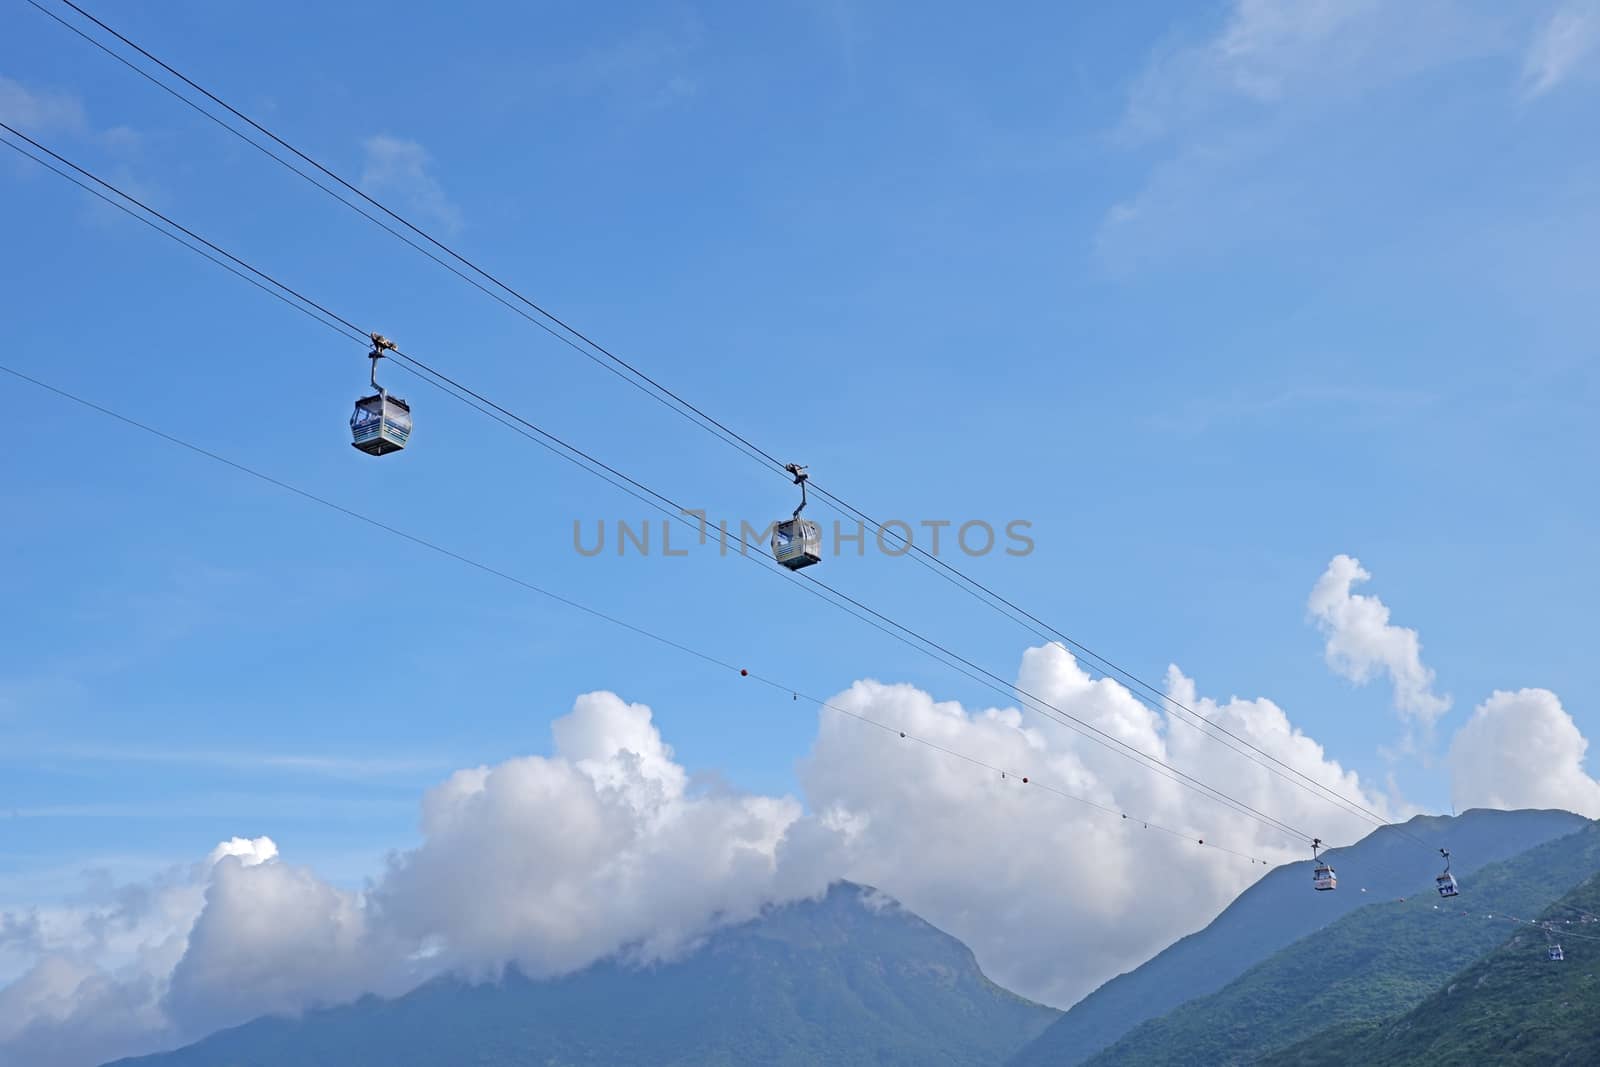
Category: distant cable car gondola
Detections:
[
  {"x1": 1543, "y1": 924, "x2": 1565, "y2": 961},
  {"x1": 1311, "y1": 837, "x2": 1337, "y2": 892},
  {"x1": 351, "y1": 333, "x2": 411, "y2": 456},
  {"x1": 1435, "y1": 848, "x2": 1459, "y2": 898},
  {"x1": 771, "y1": 463, "x2": 822, "y2": 570}
]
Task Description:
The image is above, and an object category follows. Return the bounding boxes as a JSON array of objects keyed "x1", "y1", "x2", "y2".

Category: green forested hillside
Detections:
[
  {"x1": 1266, "y1": 872, "x2": 1600, "y2": 1067},
  {"x1": 1080, "y1": 818, "x2": 1600, "y2": 1066},
  {"x1": 1013, "y1": 809, "x2": 1590, "y2": 1066},
  {"x1": 108, "y1": 883, "x2": 1058, "y2": 1067}
]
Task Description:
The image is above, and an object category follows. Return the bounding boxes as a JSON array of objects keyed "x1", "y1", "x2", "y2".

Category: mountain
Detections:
[
  {"x1": 108, "y1": 882, "x2": 1058, "y2": 1067},
  {"x1": 1011, "y1": 808, "x2": 1590, "y2": 1066},
  {"x1": 1266, "y1": 868, "x2": 1600, "y2": 1067},
  {"x1": 1080, "y1": 816, "x2": 1600, "y2": 1065}
]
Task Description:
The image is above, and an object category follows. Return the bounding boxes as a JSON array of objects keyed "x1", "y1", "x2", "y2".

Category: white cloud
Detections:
[
  {"x1": 165, "y1": 855, "x2": 388, "y2": 1034},
  {"x1": 1101, "y1": 0, "x2": 1512, "y2": 272},
  {"x1": 1121, "y1": 0, "x2": 1387, "y2": 141},
  {"x1": 30, "y1": 633, "x2": 1588, "y2": 1064},
  {"x1": 1308, "y1": 554, "x2": 1451, "y2": 732},
  {"x1": 359, "y1": 135, "x2": 462, "y2": 233},
  {"x1": 791, "y1": 651, "x2": 1387, "y2": 1005},
  {"x1": 371, "y1": 691, "x2": 809, "y2": 981},
  {"x1": 0, "y1": 956, "x2": 170, "y2": 1067},
  {"x1": 1449, "y1": 688, "x2": 1600, "y2": 817},
  {"x1": 0, "y1": 692, "x2": 812, "y2": 1064},
  {"x1": 205, "y1": 837, "x2": 278, "y2": 868},
  {"x1": 0, "y1": 854, "x2": 212, "y2": 1065},
  {"x1": 1212, "y1": 0, "x2": 1380, "y2": 99},
  {"x1": 0, "y1": 653, "x2": 1391, "y2": 1063},
  {"x1": 1115, "y1": 0, "x2": 1503, "y2": 152},
  {"x1": 1522, "y1": 1, "x2": 1600, "y2": 97},
  {"x1": 0, "y1": 77, "x2": 86, "y2": 134}
]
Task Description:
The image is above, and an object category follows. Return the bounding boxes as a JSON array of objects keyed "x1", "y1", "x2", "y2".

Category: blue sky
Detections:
[{"x1": 3, "y1": 0, "x2": 1599, "y2": 1003}]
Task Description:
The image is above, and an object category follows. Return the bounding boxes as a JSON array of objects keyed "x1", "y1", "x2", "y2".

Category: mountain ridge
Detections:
[
  {"x1": 1012, "y1": 808, "x2": 1590, "y2": 1066},
  {"x1": 1080, "y1": 817, "x2": 1600, "y2": 1065},
  {"x1": 1263, "y1": 868, "x2": 1600, "y2": 1066},
  {"x1": 106, "y1": 880, "x2": 1058, "y2": 1067}
]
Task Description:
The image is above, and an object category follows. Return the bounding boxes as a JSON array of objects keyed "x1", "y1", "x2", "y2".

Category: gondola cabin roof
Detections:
[{"x1": 356, "y1": 392, "x2": 410, "y2": 411}]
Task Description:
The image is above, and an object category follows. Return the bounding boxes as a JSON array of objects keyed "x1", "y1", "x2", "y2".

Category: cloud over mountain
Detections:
[
  {"x1": 0, "y1": 639, "x2": 1397, "y2": 1065},
  {"x1": 1449, "y1": 688, "x2": 1600, "y2": 818},
  {"x1": 3, "y1": 558, "x2": 1592, "y2": 1066}
]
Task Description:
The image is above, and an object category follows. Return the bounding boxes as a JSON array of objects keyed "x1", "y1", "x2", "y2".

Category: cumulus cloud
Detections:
[
  {"x1": 1449, "y1": 688, "x2": 1600, "y2": 818},
  {"x1": 0, "y1": 693, "x2": 811, "y2": 1064},
  {"x1": 359, "y1": 135, "x2": 462, "y2": 232},
  {"x1": 372, "y1": 691, "x2": 809, "y2": 979},
  {"x1": 0, "y1": 839, "x2": 280, "y2": 1065},
  {"x1": 12, "y1": 615, "x2": 1584, "y2": 1066},
  {"x1": 5, "y1": 639, "x2": 1509, "y2": 1065},
  {"x1": 1522, "y1": 1, "x2": 1600, "y2": 98},
  {"x1": 166, "y1": 855, "x2": 387, "y2": 1034},
  {"x1": 0, "y1": 956, "x2": 170, "y2": 1067},
  {"x1": 792, "y1": 650, "x2": 1386, "y2": 1004},
  {"x1": 206, "y1": 836, "x2": 278, "y2": 868},
  {"x1": 1308, "y1": 554, "x2": 1451, "y2": 731}
]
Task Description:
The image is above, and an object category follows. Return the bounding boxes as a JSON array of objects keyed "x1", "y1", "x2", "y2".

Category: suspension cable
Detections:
[
  {"x1": 18, "y1": 0, "x2": 1429, "y2": 849},
  {"x1": 1, "y1": 121, "x2": 1358, "y2": 846},
  {"x1": 1, "y1": 359, "x2": 1285, "y2": 868}
]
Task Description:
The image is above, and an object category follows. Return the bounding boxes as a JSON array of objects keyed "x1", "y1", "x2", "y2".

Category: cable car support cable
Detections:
[
  {"x1": 7, "y1": 124, "x2": 1408, "y2": 847},
  {"x1": 20, "y1": 0, "x2": 1436, "y2": 851},
  {"x1": 1, "y1": 359, "x2": 1282, "y2": 869},
  {"x1": 23, "y1": 0, "x2": 785, "y2": 478}
]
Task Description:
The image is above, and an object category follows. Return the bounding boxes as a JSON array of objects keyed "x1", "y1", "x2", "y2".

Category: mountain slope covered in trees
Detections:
[
  {"x1": 1081, "y1": 818, "x2": 1600, "y2": 1065},
  {"x1": 1012, "y1": 808, "x2": 1589, "y2": 1065},
  {"x1": 1265, "y1": 869, "x2": 1600, "y2": 1067}
]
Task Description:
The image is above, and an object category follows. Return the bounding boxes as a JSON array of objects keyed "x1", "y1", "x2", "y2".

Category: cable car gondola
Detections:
[
  {"x1": 351, "y1": 333, "x2": 411, "y2": 456},
  {"x1": 771, "y1": 463, "x2": 822, "y2": 570},
  {"x1": 1435, "y1": 848, "x2": 1459, "y2": 898},
  {"x1": 1543, "y1": 923, "x2": 1565, "y2": 961},
  {"x1": 1311, "y1": 837, "x2": 1336, "y2": 892}
]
